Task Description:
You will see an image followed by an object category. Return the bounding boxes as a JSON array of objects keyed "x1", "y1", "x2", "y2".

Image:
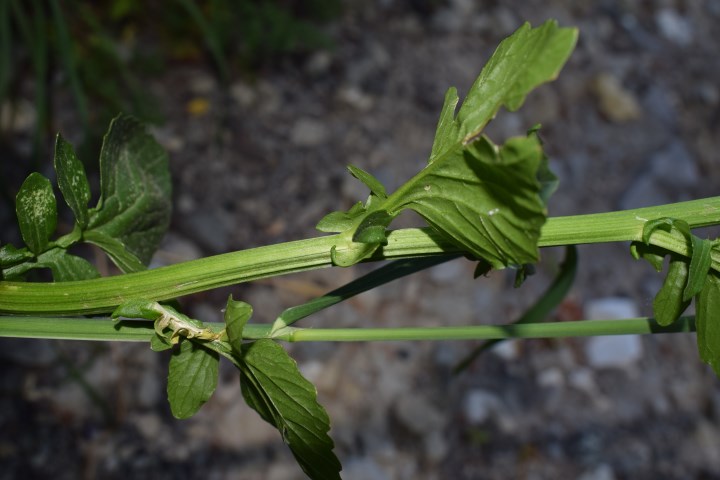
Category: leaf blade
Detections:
[
  {"x1": 695, "y1": 272, "x2": 720, "y2": 377},
  {"x1": 54, "y1": 134, "x2": 91, "y2": 228},
  {"x1": 15, "y1": 173, "x2": 57, "y2": 255},
  {"x1": 240, "y1": 339, "x2": 341, "y2": 480},
  {"x1": 167, "y1": 339, "x2": 219, "y2": 419}
]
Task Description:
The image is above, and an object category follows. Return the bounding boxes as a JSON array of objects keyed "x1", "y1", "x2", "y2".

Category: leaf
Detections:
[
  {"x1": 167, "y1": 339, "x2": 219, "y2": 419},
  {"x1": 224, "y1": 295, "x2": 253, "y2": 354},
  {"x1": 653, "y1": 255, "x2": 691, "y2": 327},
  {"x1": 35, "y1": 248, "x2": 100, "y2": 281},
  {"x1": 347, "y1": 165, "x2": 387, "y2": 199},
  {"x1": 684, "y1": 236, "x2": 713, "y2": 302},
  {"x1": 111, "y1": 299, "x2": 163, "y2": 321},
  {"x1": 15, "y1": 172, "x2": 58, "y2": 255},
  {"x1": 432, "y1": 21, "x2": 577, "y2": 159},
  {"x1": 83, "y1": 229, "x2": 146, "y2": 273},
  {"x1": 0, "y1": 244, "x2": 34, "y2": 268},
  {"x1": 395, "y1": 135, "x2": 547, "y2": 268},
  {"x1": 54, "y1": 134, "x2": 91, "y2": 228},
  {"x1": 240, "y1": 339, "x2": 341, "y2": 480},
  {"x1": 695, "y1": 271, "x2": 720, "y2": 377},
  {"x1": 86, "y1": 114, "x2": 171, "y2": 271},
  {"x1": 150, "y1": 334, "x2": 173, "y2": 352},
  {"x1": 272, "y1": 255, "x2": 457, "y2": 331},
  {"x1": 352, "y1": 210, "x2": 392, "y2": 245},
  {"x1": 630, "y1": 241, "x2": 666, "y2": 272},
  {"x1": 315, "y1": 201, "x2": 366, "y2": 233}
]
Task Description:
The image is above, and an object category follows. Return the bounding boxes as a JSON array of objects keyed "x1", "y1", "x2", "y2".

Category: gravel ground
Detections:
[{"x1": 2, "y1": 1, "x2": 720, "y2": 479}]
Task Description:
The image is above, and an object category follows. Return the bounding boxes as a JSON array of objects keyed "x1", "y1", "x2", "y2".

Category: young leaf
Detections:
[
  {"x1": 0, "y1": 244, "x2": 34, "y2": 268},
  {"x1": 168, "y1": 339, "x2": 219, "y2": 419},
  {"x1": 112, "y1": 299, "x2": 164, "y2": 321},
  {"x1": 15, "y1": 173, "x2": 57, "y2": 255},
  {"x1": 630, "y1": 241, "x2": 666, "y2": 272},
  {"x1": 347, "y1": 165, "x2": 387, "y2": 199},
  {"x1": 224, "y1": 295, "x2": 253, "y2": 354},
  {"x1": 653, "y1": 255, "x2": 691, "y2": 327},
  {"x1": 240, "y1": 339, "x2": 341, "y2": 480},
  {"x1": 431, "y1": 20, "x2": 577, "y2": 160},
  {"x1": 54, "y1": 134, "x2": 91, "y2": 228},
  {"x1": 352, "y1": 210, "x2": 393, "y2": 245},
  {"x1": 395, "y1": 135, "x2": 547, "y2": 268},
  {"x1": 684, "y1": 236, "x2": 713, "y2": 302},
  {"x1": 35, "y1": 248, "x2": 100, "y2": 281},
  {"x1": 86, "y1": 114, "x2": 171, "y2": 271},
  {"x1": 83, "y1": 230, "x2": 146, "y2": 273},
  {"x1": 695, "y1": 272, "x2": 720, "y2": 377},
  {"x1": 150, "y1": 334, "x2": 173, "y2": 352}
]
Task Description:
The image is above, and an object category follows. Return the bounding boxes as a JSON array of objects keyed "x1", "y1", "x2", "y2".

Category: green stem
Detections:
[
  {"x1": 0, "y1": 316, "x2": 696, "y2": 342},
  {"x1": 1, "y1": 197, "x2": 719, "y2": 315}
]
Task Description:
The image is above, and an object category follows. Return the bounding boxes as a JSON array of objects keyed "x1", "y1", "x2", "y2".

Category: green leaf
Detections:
[
  {"x1": 112, "y1": 299, "x2": 163, "y2": 321},
  {"x1": 35, "y1": 248, "x2": 100, "y2": 281},
  {"x1": 240, "y1": 339, "x2": 341, "y2": 480},
  {"x1": 0, "y1": 244, "x2": 34, "y2": 268},
  {"x1": 641, "y1": 217, "x2": 691, "y2": 245},
  {"x1": 395, "y1": 135, "x2": 547, "y2": 268},
  {"x1": 630, "y1": 241, "x2": 666, "y2": 272},
  {"x1": 352, "y1": 210, "x2": 392, "y2": 245},
  {"x1": 86, "y1": 114, "x2": 171, "y2": 271},
  {"x1": 54, "y1": 134, "x2": 91, "y2": 228},
  {"x1": 15, "y1": 173, "x2": 58, "y2": 255},
  {"x1": 168, "y1": 339, "x2": 219, "y2": 419},
  {"x1": 273, "y1": 255, "x2": 457, "y2": 331},
  {"x1": 315, "y1": 202, "x2": 366, "y2": 233},
  {"x1": 224, "y1": 295, "x2": 253, "y2": 354},
  {"x1": 695, "y1": 272, "x2": 720, "y2": 377},
  {"x1": 684, "y1": 236, "x2": 713, "y2": 302},
  {"x1": 83, "y1": 230, "x2": 146, "y2": 273},
  {"x1": 347, "y1": 165, "x2": 387, "y2": 199},
  {"x1": 432, "y1": 21, "x2": 577, "y2": 158},
  {"x1": 653, "y1": 255, "x2": 691, "y2": 327},
  {"x1": 150, "y1": 334, "x2": 173, "y2": 352}
]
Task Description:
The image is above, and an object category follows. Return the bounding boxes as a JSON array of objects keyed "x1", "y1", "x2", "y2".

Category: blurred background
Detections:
[{"x1": 2, "y1": 1, "x2": 720, "y2": 479}]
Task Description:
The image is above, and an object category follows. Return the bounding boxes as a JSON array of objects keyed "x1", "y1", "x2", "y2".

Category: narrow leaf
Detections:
[
  {"x1": 168, "y1": 339, "x2": 219, "y2": 419},
  {"x1": 15, "y1": 173, "x2": 57, "y2": 254},
  {"x1": 347, "y1": 165, "x2": 387, "y2": 199},
  {"x1": 240, "y1": 339, "x2": 341, "y2": 480},
  {"x1": 273, "y1": 255, "x2": 458, "y2": 331},
  {"x1": 0, "y1": 244, "x2": 34, "y2": 268},
  {"x1": 87, "y1": 114, "x2": 171, "y2": 270},
  {"x1": 429, "y1": 87, "x2": 460, "y2": 164},
  {"x1": 112, "y1": 299, "x2": 163, "y2": 321},
  {"x1": 35, "y1": 248, "x2": 100, "y2": 281},
  {"x1": 54, "y1": 134, "x2": 91, "y2": 228},
  {"x1": 83, "y1": 229, "x2": 146, "y2": 273},
  {"x1": 631, "y1": 241, "x2": 666, "y2": 272},
  {"x1": 695, "y1": 272, "x2": 720, "y2": 377},
  {"x1": 224, "y1": 295, "x2": 253, "y2": 354},
  {"x1": 684, "y1": 236, "x2": 713, "y2": 302},
  {"x1": 653, "y1": 255, "x2": 691, "y2": 327}
]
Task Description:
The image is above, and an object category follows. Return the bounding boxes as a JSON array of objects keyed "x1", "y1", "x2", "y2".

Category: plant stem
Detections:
[
  {"x1": 1, "y1": 197, "x2": 719, "y2": 315},
  {"x1": 0, "y1": 315, "x2": 696, "y2": 342}
]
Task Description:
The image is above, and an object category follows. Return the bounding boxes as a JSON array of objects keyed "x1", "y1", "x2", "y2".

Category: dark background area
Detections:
[{"x1": 2, "y1": 1, "x2": 720, "y2": 479}]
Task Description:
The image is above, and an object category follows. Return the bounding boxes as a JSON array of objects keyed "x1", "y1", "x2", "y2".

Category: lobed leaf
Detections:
[
  {"x1": 86, "y1": 114, "x2": 171, "y2": 271},
  {"x1": 395, "y1": 135, "x2": 547, "y2": 268},
  {"x1": 168, "y1": 339, "x2": 219, "y2": 419},
  {"x1": 15, "y1": 173, "x2": 57, "y2": 255},
  {"x1": 431, "y1": 20, "x2": 578, "y2": 160},
  {"x1": 240, "y1": 339, "x2": 341, "y2": 480},
  {"x1": 54, "y1": 134, "x2": 91, "y2": 228}
]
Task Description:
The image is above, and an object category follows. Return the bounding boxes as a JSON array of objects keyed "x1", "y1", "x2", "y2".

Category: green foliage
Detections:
[
  {"x1": 1, "y1": 113, "x2": 171, "y2": 281},
  {"x1": 168, "y1": 338, "x2": 219, "y2": 419},
  {"x1": 317, "y1": 20, "x2": 577, "y2": 270}
]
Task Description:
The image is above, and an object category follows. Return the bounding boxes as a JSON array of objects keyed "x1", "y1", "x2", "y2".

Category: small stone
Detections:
[
  {"x1": 592, "y1": 73, "x2": 642, "y2": 123},
  {"x1": 337, "y1": 86, "x2": 375, "y2": 112},
  {"x1": 491, "y1": 339, "x2": 520, "y2": 361},
  {"x1": 290, "y1": 118, "x2": 329, "y2": 147},
  {"x1": 463, "y1": 389, "x2": 501, "y2": 424},
  {"x1": 537, "y1": 367, "x2": 565, "y2": 388},
  {"x1": 304, "y1": 51, "x2": 332, "y2": 76},
  {"x1": 585, "y1": 297, "x2": 643, "y2": 369},
  {"x1": 393, "y1": 394, "x2": 446, "y2": 435},
  {"x1": 656, "y1": 9, "x2": 693, "y2": 46},
  {"x1": 230, "y1": 82, "x2": 257, "y2": 108}
]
